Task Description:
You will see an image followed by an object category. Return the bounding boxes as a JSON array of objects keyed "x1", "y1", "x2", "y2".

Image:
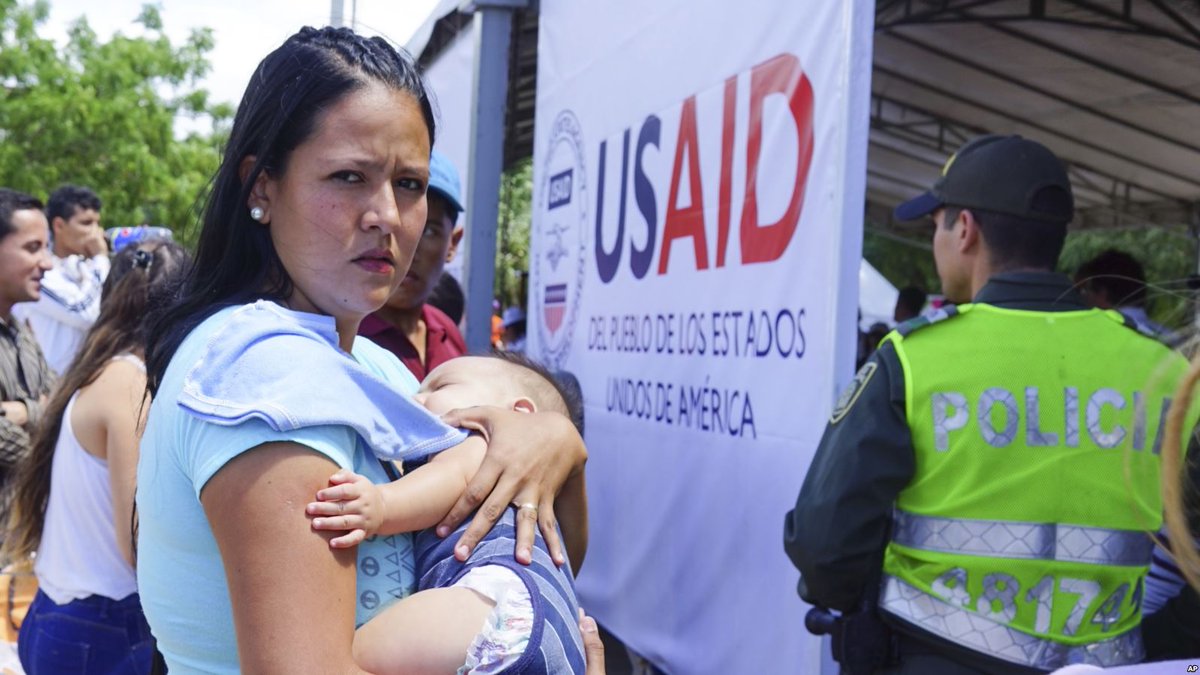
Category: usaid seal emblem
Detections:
[{"x1": 533, "y1": 110, "x2": 588, "y2": 370}]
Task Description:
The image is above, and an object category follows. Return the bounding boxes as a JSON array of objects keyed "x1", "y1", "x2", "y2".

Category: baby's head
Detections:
[{"x1": 416, "y1": 353, "x2": 584, "y2": 433}]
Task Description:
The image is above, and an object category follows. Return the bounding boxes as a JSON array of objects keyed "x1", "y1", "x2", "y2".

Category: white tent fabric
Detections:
[
  {"x1": 868, "y1": 1, "x2": 1200, "y2": 234},
  {"x1": 860, "y1": 259, "x2": 899, "y2": 331}
]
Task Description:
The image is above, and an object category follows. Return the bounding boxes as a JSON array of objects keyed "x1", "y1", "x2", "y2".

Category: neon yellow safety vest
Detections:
[{"x1": 878, "y1": 303, "x2": 1197, "y2": 670}]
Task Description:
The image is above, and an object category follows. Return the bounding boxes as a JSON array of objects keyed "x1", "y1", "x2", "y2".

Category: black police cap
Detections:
[{"x1": 894, "y1": 135, "x2": 1074, "y2": 224}]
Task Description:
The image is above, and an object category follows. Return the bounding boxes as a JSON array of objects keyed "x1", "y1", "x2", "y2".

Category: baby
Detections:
[{"x1": 308, "y1": 353, "x2": 588, "y2": 674}]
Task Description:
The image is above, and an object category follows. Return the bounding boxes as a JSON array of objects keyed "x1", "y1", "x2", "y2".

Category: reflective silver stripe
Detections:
[
  {"x1": 892, "y1": 511, "x2": 1153, "y2": 567},
  {"x1": 880, "y1": 576, "x2": 1143, "y2": 669}
]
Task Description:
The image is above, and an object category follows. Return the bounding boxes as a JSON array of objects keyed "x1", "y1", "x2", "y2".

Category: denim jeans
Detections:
[{"x1": 18, "y1": 589, "x2": 154, "y2": 675}]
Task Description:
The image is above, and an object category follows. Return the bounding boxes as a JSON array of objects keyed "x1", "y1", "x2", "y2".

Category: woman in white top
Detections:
[{"x1": 3, "y1": 239, "x2": 189, "y2": 674}]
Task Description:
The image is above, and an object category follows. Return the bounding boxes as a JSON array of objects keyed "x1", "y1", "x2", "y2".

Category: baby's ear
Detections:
[{"x1": 511, "y1": 396, "x2": 538, "y2": 414}]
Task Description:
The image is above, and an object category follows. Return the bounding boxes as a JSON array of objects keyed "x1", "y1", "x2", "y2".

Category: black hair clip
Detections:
[{"x1": 133, "y1": 249, "x2": 154, "y2": 270}]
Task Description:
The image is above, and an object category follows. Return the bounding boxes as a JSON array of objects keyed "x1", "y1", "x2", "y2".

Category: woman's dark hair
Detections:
[
  {"x1": 145, "y1": 26, "x2": 436, "y2": 395},
  {"x1": 3, "y1": 239, "x2": 191, "y2": 564}
]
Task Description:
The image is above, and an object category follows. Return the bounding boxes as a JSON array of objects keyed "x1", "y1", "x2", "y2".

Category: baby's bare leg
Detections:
[{"x1": 354, "y1": 587, "x2": 494, "y2": 675}]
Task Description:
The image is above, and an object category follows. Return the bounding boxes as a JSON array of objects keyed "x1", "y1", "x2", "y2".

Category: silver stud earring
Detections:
[{"x1": 250, "y1": 206, "x2": 265, "y2": 222}]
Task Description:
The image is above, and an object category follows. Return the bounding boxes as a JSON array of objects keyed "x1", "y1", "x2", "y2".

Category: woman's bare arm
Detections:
[
  {"x1": 91, "y1": 359, "x2": 149, "y2": 567},
  {"x1": 202, "y1": 442, "x2": 374, "y2": 675}
]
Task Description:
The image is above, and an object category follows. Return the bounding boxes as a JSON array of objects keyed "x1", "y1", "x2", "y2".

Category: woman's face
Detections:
[{"x1": 254, "y1": 82, "x2": 431, "y2": 325}]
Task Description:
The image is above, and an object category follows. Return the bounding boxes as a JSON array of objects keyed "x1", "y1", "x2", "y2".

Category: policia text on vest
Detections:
[
  {"x1": 877, "y1": 303, "x2": 1197, "y2": 670},
  {"x1": 930, "y1": 385, "x2": 1171, "y2": 454}
]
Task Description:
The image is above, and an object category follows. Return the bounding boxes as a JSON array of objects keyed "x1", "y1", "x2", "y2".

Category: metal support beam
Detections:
[
  {"x1": 460, "y1": 0, "x2": 528, "y2": 352},
  {"x1": 873, "y1": 65, "x2": 1200, "y2": 191},
  {"x1": 1189, "y1": 200, "x2": 1200, "y2": 331},
  {"x1": 867, "y1": 92, "x2": 1194, "y2": 231},
  {"x1": 876, "y1": 0, "x2": 1006, "y2": 27},
  {"x1": 876, "y1": 0, "x2": 1200, "y2": 52},
  {"x1": 1065, "y1": 0, "x2": 1200, "y2": 51},
  {"x1": 868, "y1": 91, "x2": 1187, "y2": 202},
  {"x1": 978, "y1": 23, "x2": 1200, "y2": 107},
  {"x1": 886, "y1": 32, "x2": 1200, "y2": 155}
]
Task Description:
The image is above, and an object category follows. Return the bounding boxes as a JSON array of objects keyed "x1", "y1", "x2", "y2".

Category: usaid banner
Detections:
[{"x1": 529, "y1": 1, "x2": 874, "y2": 672}]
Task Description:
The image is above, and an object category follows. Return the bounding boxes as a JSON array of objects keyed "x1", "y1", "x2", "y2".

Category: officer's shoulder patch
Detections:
[
  {"x1": 894, "y1": 305, "x2": 961, "y2": 338},
  {"x1": 830, "y1": 361, "x2": 877, "y2": 425}
]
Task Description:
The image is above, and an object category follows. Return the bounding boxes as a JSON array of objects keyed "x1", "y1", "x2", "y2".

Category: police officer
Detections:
[{"x1": 783, "y1": 135, "x2": 1198, "y2": 674}]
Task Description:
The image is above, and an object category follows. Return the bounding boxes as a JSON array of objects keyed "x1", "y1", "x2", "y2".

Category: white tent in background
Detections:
[{"x1": 860, "y1": 259, "x2": 898, "y2": 331}]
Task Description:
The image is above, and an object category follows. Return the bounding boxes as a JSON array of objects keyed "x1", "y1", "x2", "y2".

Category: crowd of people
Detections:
[{"x1": 0, "y1": 21, "x2": 1193, "y2": 675}]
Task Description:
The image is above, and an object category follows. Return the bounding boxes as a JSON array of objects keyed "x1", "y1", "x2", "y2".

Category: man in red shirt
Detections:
[{"x1": 359, "y1": 150, "x2": 466, "y2": 379}]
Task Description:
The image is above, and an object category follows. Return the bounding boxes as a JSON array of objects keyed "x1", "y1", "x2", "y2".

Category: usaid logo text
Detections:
[
  {"x1": 548, "y1": 169, "x2": 574, "y2": 210},
  {"x1": 594, "y1": 53, "x2": 814, "y2": 283}
]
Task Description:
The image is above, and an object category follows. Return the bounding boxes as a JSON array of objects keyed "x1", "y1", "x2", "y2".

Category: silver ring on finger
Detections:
[{"x1": 514, "y1": 502, "x2": 538, "y2": 517}]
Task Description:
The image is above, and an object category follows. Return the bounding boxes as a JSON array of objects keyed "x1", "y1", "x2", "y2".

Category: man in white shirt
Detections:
[{"x1": 13, "y1": 185, "x2": 108, "y2": 374}]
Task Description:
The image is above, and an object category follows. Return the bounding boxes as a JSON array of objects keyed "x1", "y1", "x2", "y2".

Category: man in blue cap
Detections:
[
  {"x1": 784, "y1": 135, "x2": 1196, "y2": 673},
  {"x1": 358, "y1": 150, "x2": 466, "y2": 379}
]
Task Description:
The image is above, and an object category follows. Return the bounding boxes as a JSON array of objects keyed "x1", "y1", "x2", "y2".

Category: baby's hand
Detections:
[{"x1": 306, "y1": 470, "x2": 385, "y2": 549}]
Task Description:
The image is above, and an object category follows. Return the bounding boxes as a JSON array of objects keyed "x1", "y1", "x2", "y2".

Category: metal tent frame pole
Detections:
[{"x1": 460, "y1": 0, "x2": 529, "y2": 352}]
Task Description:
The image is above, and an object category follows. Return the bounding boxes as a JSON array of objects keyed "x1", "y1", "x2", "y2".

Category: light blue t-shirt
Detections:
[{"x1": 136, "y1": 305, "x2": 425, "y2": 675}]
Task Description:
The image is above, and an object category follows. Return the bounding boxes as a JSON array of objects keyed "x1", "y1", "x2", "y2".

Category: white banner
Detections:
[{"x1": 529, "y1": 1, "x2": 874, "y2": 672}]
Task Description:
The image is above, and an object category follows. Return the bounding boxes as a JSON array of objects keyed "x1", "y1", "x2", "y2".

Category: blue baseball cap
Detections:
[
  {"x1": 105, "y1": 225, "x2": 174, "y2": 252},
  {"x1": 428, "y1": 150, "x2": 464, "y2": 218}
]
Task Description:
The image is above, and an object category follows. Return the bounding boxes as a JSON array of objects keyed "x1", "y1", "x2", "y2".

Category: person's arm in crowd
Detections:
[
  {"x1": 95, "y1": 359, "x2": 149, "y2": 567},
  {"x1": 10, "y1": 322, "x2": 57, "y2": 429},
  {"x1": 782, "y1": 341, "x2": 915, "y2": 612},
  {"x1": 27, "y1": 237, "x2": 110, "y2": 331},
  {"x1": 17, "y1": 392, "x2": 49, "y2": 431},
  {"x1": 0, "y1": 400, "x2": 30, "y2": 427},
  {"x1": 203, "y1": 442, "x2": 376, "y2": 675},
  {"x1": 0, "y1": 418, "x2": 31, "y2": 476},
  {"x1": 435, "y1": 407, "x2": 588, "y2": 569},
  {"x1": 1143, "y1": 437, "x2": 1200, "y2": 659},
  {"x1": 1143, "y1": 584, "x2": 1200, "y2": 659}
]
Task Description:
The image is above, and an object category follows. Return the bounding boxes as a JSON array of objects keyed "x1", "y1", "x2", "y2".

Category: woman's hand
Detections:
[
  {"x1": 580, "y1": 610, "x2": 606, "y2": 675},
  {"x1": 436, "y1": 406, "x2": 586, "y2": 566},
  {"x1": 307, "y1": 470, "x2": 387, "y2": 548}
]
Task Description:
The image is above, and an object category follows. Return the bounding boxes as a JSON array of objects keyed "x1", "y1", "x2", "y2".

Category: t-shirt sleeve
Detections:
[
  {"x1": 184, "y1": 415, "x2": 358, "y2": 498},
  {"x1": 353, "y1": 336, "x2": 422, "y2": 394}
]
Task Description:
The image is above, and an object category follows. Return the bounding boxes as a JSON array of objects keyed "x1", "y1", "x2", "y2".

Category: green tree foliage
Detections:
[
  {"x1": 864, "y1": 221, "x2": 1196, "y2": 328},
  {"x1": 495, "y1": 158, "x2": 532, "y2": 308},
  {"x1": 0, "y1": 1, "x2": 230, "y2": 236},
  {"x1": 862, "y1": 227, "x2": 939, "y2": 298}
]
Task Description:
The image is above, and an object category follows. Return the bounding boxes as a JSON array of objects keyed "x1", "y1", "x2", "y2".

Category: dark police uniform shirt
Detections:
[{"x1": 782, "y1": 271, "x2": 1194, "y2": 675}]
